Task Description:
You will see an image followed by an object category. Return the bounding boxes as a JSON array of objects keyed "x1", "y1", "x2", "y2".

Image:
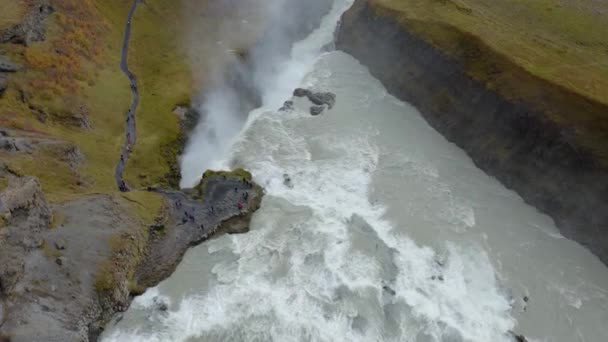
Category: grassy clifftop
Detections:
[
  {"x1": 0, "y1": 0, "x2": 264, "y2": 203},
  {"x1": 375, "y1": 0, "x2": 608, "y2": 104},
  {"x1": 369, "y1": 0, "x2": 608, "y2": 163}
]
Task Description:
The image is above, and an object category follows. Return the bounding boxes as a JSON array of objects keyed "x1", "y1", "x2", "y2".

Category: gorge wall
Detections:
[{"x1": 336, "y1": 0, "x2": 608, "y2": 264}]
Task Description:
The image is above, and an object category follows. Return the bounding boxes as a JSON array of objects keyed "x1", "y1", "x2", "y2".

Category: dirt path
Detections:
[{"x1": 114, "y1": 0, "x2": 141, "y2": 192}]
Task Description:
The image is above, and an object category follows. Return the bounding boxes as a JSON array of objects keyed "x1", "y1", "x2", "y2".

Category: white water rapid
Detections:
[{"x1": 102, "y1": 1, "x2": 608, "y2": 341}]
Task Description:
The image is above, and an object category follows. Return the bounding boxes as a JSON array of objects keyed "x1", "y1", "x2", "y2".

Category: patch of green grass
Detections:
[
  {"x1": 6, "y1": 151, "x2": 80, "y2": 202},
  {"x1": 50, "y1": 210, "x2": 66, "y2": 230},
  {"x1": 0, "y1": 0, "x2": 25, "y2": 31},
  {"x1": 376, "y1": 0, "x2": 608, "y2": 104},
  {"x1": 93, "y1": 259, "x2": 117, "y2": 293},
  {"x1": 40, "y1": 240, "x2": 63, "y2": 258},
  {"x1": 194, "y1": 168, "x2": 253, "y2": 199},
  {"x1": 0, "y1": 176, "x2": 8, "y2": 193},
  {"x1": 127, "y1": 279, "x2": 147, "y2": 296},
  {"x1": 111, "y1": 0, "x2": 193, "y2": 189},
  {"x1": 118, "y1": 190, "x2": 165, "y2": 226}
]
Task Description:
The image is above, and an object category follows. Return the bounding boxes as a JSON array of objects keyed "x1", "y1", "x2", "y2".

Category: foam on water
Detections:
[
  {"x1": 103, "y1": 0, "x2": 608, "y2": 341},
  {"x1": 180, "y1": 0, "x2": 355, "y2": 187},
  {"x1": 103, "y1": 60, "x2": 516, "y2": 342},
  {"x1": 106, "y1": 130, "x2": 510, "y2": 342}
]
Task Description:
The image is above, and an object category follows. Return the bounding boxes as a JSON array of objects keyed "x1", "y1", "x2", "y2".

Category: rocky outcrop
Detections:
[
  {"x1": 293, "y1": 88, "x2": 337, "y2": 115},
  {"x1": 0, "y1": 56, "x2": 20, "y2": 73},
  {"x1": 0, "y1": 168, "x2": 263, "y2": 341},
  {"x1": 1, "y1": 0, "x2": 54, "y2": 46},
  {"x1": 0, "y1": 55, "x2": 20, "y2": 97},
  {"x1": 214, "y1": 0, "x2": 334, "y2": 120},
  {"x1": 336, "y1": 0, "x2": 608, "y2": 264},
  {"x1": 293, "y1": 88, "x2": 336, "y2": 109},
  {"x1": 310, "y1": 105, "x2": 326, "y2": 116},
  {"x1": 131, "y1": 169, "x2": 263, "y2": 293}
]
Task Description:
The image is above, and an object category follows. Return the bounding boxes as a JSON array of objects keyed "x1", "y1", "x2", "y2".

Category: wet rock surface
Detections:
[
  {"x1": 293, "y1": 88, "x2": 336, "y2": 115},
  {"x1": 310, "y1": 105, "x2": 327, "y2": 116},
  {"x1": 136, "y1": 171, "x2": 263, "y2": 287}
]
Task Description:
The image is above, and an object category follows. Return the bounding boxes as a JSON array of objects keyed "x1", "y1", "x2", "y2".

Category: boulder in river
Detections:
[
  {"x1": 293, "y1": 88, "x2": 310, "y2": 97},
  {"x1": 283, "y1": 173, "x2": 293, "y2": 188},
  {"x1": 279, "y1": 100, "x2": 294, "y2": 112},
  {"x1": 509, "y1": 331, "x2": 528, "y2": 342},
  {"x1": 310, "y1": 105, "x2": 326, "y2": 116},
  {"x1": 152, "y1": 296, "x2": 169, "y2": 312},
  {"x1": 293, "y1": 87, "x2": 336, "y2": 109},
  {"x1": 308, "y1": 91, "x2": 336, "y2": 109}
]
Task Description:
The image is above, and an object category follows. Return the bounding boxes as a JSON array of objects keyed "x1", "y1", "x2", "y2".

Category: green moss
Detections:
[
  {"x1": 6, "y1": 152, "x2": 80, "y2": 202},
  {"x1": 127, "y1": 279, "x2": 147, "y2": 296},
  {"x1": 117, "y1": 0, "x2": 192, "y2": 189},
  {"x1": 93, "y1": 260, "x2": 117, "y2": 293},
  {"x1": 0, "y1": 0, "x2": 191, "y2": 199},
  {"x1": 0, "y1": 176, "x2": 8, "y2": 193},
  {"x1": 40, "y1": 240, "x2": 63, "y2": 258},
  {"x1": 50, "y1": 210, "x2": 66, "y2": 230},
  {"x1": 202, "y1": 168, "x2": 253, "y2": 181}
]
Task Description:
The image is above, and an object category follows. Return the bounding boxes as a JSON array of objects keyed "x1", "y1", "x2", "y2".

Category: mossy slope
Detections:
[{"x1": 368, "y1": 0, "x2": 608, "y2": 164}]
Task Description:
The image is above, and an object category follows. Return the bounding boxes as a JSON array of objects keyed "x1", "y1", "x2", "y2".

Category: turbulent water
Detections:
[{"x1": 102, "y1": 1, "x2": 608, "y2": 341}]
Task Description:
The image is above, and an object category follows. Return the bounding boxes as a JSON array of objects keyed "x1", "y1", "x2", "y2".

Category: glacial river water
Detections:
[{"x1": 102, "y1": 1, "x2": 608, "y2": 341}]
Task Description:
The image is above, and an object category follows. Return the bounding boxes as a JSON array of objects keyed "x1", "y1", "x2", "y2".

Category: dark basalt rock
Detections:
[
  {"x1": 308, "y1": 92, "x2": 336, "y2": 109},
  {"x1": 293, "y1": 88, "x2": 310, "y2": 97},
  {"x1": 510, "y1": 332, "x2": 528, "y2": 342},
  {"x1": 279, "y1": 100, "x2": 294, "y2": 112},
  {"x1": 293, "y1": 88, "x2": 337, "y2": 109},
  {"x1": 310, "y1": 105, "x2": 326, "y2": 116}
]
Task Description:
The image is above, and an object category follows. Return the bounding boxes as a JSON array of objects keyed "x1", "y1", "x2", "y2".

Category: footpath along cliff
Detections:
[
  {"x1": 336, "y1": 0, "x2": 608, "y2": 264},
  {"x1": 0, "y1": 0, "x2": 268, "y2": 341},
  {"x1": 0, "y1": 0, "x2": 337, "y2": 340}
]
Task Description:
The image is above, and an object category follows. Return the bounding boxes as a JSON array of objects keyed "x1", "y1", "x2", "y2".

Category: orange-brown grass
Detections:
[{"x1": 19, "y1": 0, "x2": 110, "y2": 111}]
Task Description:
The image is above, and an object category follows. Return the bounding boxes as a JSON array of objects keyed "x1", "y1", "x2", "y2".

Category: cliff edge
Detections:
[
  {"x1": 0, "y1": 166, "x2": 263, "y2": 341},
  {"x1": 336, "y1": 0, "x2": 608, "y2": 264}
]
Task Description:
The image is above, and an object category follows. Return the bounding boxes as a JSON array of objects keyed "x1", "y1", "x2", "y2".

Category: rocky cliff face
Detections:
[
  {"x1": 336, "y1": 0, "x2": 608, "y2": 264},
  {"x1": 0, "y1": 166, "x2": 263, "y2": 342}
]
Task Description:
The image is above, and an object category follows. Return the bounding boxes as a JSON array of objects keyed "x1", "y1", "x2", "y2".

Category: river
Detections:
[{"x1": 101, "y1": 1, "x2": 608, "y2": 341}]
